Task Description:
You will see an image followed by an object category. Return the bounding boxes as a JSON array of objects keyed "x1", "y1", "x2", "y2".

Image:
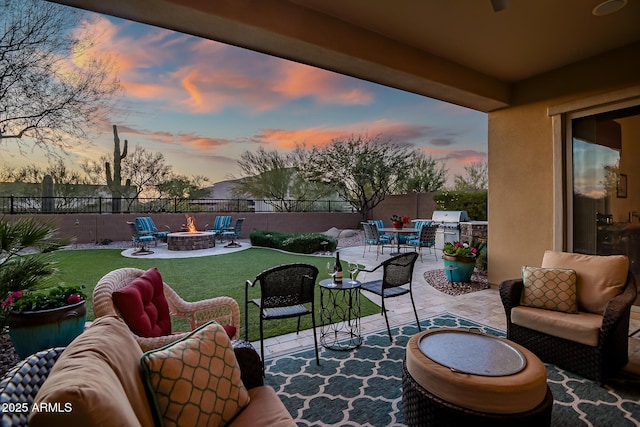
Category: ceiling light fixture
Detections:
[{"x1": 592, "y1": 0, "x2": 627, "y2": 16}]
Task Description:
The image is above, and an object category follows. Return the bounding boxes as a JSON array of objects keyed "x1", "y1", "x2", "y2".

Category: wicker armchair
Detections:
[
  {"x1": 93, "y1": 267, "x2": 241, "y2": 352},
  {"x1": 500, "y1": 271, "x2": 636, "y2": 385}
]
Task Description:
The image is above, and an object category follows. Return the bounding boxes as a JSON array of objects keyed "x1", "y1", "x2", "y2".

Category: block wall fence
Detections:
[{"x1": 7, "y1": 193, "x2": 445, "y2": 244}]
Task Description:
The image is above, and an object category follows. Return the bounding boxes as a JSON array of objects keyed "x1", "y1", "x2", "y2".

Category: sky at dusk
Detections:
[{"x1": 1, "y1": 7, "x2": 488, "y2": 187}]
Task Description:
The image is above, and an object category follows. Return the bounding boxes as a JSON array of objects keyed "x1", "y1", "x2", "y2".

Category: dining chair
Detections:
[
  {"x1": 359, "y1": 252, "x2": 421, "y2": 342},
  {"x1": 407, "y1": 224, "x2": 438, "y2": 261},
  {"x1": 245, "y1": 263, "x2": 320, "y2": 369},
  {"x1": 362, "y1": 222, "x2": 392, "y2": 259}
]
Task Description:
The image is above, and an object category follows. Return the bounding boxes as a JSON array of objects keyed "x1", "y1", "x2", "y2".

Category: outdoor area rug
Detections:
[
  {"x1": 264, "y1": 312, "x2": 640, "y2": 427},
  {"x1": 423, "y1": 269, "x2": 489, "y2": 296}
]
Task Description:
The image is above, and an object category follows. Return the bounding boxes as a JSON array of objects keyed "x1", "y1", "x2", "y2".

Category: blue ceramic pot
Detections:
[
  {"x1": 443, "y1": 254, "x2": 476, "y2": 283},
  {"x1": 8, "y1": 300, "x2": 86, "y2": 359}
]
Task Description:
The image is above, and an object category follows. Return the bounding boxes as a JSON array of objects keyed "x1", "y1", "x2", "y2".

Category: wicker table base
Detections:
[{"x1": 402, "y1": 361, "x2": 553, "y2": 427}]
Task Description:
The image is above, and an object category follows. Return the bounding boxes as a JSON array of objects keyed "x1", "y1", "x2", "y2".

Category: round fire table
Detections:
[{"x1": 402, "y1": 328, "x2": 552, "y2": 427}]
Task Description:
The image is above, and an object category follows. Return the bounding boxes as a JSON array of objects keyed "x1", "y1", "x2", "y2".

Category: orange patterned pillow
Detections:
[
  {"x1": 521, "y1": 266, "x2": 578, "y2": 313},
  {"x1": 140, "y1": 321, "x2": 250, "y2": 427}
]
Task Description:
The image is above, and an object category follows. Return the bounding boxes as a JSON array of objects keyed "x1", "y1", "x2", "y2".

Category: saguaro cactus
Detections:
[
  {"x1": 105, "y1": 125, "x2": 131, "y2": 213},
  {"x1": 41, "y1": 174, "x2": 55, "y2": 213}
]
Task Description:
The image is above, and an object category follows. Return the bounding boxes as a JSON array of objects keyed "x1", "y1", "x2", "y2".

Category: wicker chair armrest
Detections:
[
  {"x1": 499, "y1": 279, "x2": 524, "y2": 312},
  {"x1": 600, "y1": 272, "x2": 637, "y2": 338},
  {"x1": 164, "y1": 286, "x2": 241, "y2": 339},
  {"x1": 135, "y1": 332, "x2": 189, "y2": 353},
  {"x1": 232, "y1": 340, "x2": 264, "y2": 389}
]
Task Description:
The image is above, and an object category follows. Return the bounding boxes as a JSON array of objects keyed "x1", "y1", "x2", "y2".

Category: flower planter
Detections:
[
  {"x1": 443, "y1": 254, "x2": 476, "y2": 283},
  {"x1": 392, "y1": 221, "x2": 404, "y2": 229},
  {"x1": 8, "y1": 300, "x2": 86, "y2": 359}
]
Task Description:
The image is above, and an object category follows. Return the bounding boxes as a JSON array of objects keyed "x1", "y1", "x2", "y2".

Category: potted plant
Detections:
[
  {"x1": 442, "y1": 241, "x2": 485, "y2": 283},
  {"x1": 0, "y1": 216, "x2": 75, "y2": 358},
  {"x1": 390, "y1": 215, "x2": 410, "y2": 229},
  {"x1": 3, "y1": 285, "x2": 86, "y2": 358}
]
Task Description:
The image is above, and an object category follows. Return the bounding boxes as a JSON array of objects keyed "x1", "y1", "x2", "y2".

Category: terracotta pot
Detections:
[{"x1": 8, "y1": 300, "x2": 86, "y2": 359}]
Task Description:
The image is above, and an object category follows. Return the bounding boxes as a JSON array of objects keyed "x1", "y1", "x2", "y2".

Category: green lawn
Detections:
[{"x1": 48, "y1": 248, "x2": 379, "y2": 340}]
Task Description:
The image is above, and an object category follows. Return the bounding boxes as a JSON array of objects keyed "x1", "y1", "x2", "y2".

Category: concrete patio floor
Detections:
[{"x1": 257, "y1": 243, "x2": 640, "y2": 378}]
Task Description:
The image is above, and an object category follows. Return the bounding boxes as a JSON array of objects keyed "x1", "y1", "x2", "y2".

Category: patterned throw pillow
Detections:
[
  {"x1": 521, "y1": 266, "x2": 578, "y2": 313},
  {"x1": 140, "y1": 321, "x2": 250, "y2": 427}
]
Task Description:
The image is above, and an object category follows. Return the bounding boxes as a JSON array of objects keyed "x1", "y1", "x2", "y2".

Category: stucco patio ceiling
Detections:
[{"x1": 51, "y1": 0, "x2": 640, "y2": 112}]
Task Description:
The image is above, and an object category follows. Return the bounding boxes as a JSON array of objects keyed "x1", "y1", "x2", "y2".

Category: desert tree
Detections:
[
  {"x1": 453, "y1": 160, "x2": 488, "y2": 191},
  {"x1": 233, "y1": 146, "x2": 332, "y2": 212},
  {"x1": 398, "y1": 151, "x2": 448, "y2": 193},
  {"x1": 156, "y1": 174, "x2": 210, "y2": 199},
  {"x1": 304, "y1": 134, "x2": 413, "y2": 219},
  {"x1": 0, "y1": 0, "x2": 120, "y2": 151},
  {"x1": 121, "y1": 144, "x2": 173, "y2": 202}
]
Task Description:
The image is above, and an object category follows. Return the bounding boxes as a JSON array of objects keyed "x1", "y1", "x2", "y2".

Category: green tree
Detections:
[
  {"x1": 453, "y1": 160, "x2": 488, "y2": 191},
  {"x1": 0, "y1": 0, "x2": 120, "y2": 151},
  {"x1": 398, "y1": 151, "x2": 448, "y2": 193},
  {"x1": 304, "y1": 134, "x2": 413, "y2": 219},
  {"x1": 157, "y1": 174, "x2": 210, "y2": 199},
  {"x1": 233, "y1": 146, "x2": 332, "y2": 212}
]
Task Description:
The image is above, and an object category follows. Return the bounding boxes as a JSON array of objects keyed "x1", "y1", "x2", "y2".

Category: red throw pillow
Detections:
[
  {"x1": 222, "y1": 324, "x2": 237, "y2": 339},
  {"x1": 113, "y1": 268, "x2": 172, "y2": 337}
]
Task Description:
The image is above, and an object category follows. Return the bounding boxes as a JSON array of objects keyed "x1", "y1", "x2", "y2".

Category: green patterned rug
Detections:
[{"x1": 264, "y1": 312, "x2": 640, "y2": 427}]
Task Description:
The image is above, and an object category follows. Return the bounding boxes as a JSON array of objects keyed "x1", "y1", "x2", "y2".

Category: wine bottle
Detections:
[{"x1": 334, "y1": 251, "x2": 343, "y2": 284}]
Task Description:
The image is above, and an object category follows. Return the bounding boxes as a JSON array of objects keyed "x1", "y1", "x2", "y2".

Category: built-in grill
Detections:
[{"x1": 431, "y1": 210, "x2": 471, "y2": 249}]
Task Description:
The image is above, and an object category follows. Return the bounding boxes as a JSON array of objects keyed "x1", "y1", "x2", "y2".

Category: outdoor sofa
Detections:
[{"x1": 0, "y1": 316, "x2": 295, "y2": 426}]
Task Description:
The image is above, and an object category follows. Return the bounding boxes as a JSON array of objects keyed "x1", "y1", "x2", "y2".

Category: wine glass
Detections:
[
  {"x1": 326, "y1": 262, "x2": 337, "y2": 287},
  {"x1": 348, "y1": 262, "x2": 359, "y2": 284}
]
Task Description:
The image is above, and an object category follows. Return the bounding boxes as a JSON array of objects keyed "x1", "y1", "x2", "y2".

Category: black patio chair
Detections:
[
  {"x1": 359, "y1": 252, "x2": 421, "y2": 342},
  {"x1": 245, "y1": 263, "x2": 320, "y2": 369}
]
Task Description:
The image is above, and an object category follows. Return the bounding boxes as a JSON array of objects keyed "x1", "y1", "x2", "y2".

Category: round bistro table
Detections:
[{"x1": 319, "y1": 278, "x2": 363, "y2": 350}]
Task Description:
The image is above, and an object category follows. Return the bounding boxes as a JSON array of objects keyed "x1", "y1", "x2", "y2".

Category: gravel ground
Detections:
[{"x1": 0, "y1": 229, "x2": 365, "y2": 377}]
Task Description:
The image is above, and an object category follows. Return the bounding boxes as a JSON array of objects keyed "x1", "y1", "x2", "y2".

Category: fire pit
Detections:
[
  {"x1": 166, "y1": 215, "x2": 216, "y2": 251},
  {"x1": 167, "y1": 232, "x2": 216, "y2": 251}
]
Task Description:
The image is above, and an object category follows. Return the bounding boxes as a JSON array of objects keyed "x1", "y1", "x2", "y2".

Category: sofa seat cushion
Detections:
[
  {"x1": 229, "y1": 386, "x2": 296, "y2": 427},
  {"x1": 140, "y1": 321, "x2": 250, "y2": 427},
  {"x1": 29, "y1": 316, "x2": 155, "y2": 427},
  {"x1": 511, "y1": 306, "x2": 603, "y2": 346},
  {"x1": 113, "y1": 267, "x2": 172, "y2": 337},
  {"x1": 541, "y1": 250, "x2": 628, "y2": 314},
  {"x1": 521, "y1": 266, "x2": 578, "y2": 313}
]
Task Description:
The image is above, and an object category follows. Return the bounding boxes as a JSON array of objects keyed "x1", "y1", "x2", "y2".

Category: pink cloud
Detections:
[
  {"x1": 80, "y1": 17, "x2": 376, "y2": 114},
  {"x1": 111, "y1": 126, "x2": 231, "y2": 150},
  {"x1": 251, "y1": 119, "x2": 432, "y2": 149},
  {"x1": 273, "y1": 62, "x2": 374, "y2": 105}
]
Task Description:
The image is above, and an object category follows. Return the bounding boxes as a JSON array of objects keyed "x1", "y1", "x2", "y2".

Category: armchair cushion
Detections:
[
  {"x1": 140, "y1": 321, "x2": 250, "y2": 427},
  {"x1": 113, "y1": 267, "x2": 171, "y2": 338},
  {"x1": 521, "y1": 266, "x2": 578, "y2": 313},
  {"x1": 511, "y1": 306, "x2": 603, "y2": 346},
  {"x1": 541, "y1": 250, "x2": 628, "y2": 314}
]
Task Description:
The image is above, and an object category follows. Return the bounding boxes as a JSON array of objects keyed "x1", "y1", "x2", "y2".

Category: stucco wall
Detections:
[{"x1": 488, "y1": 43, "x2": 640, "y2": 286}]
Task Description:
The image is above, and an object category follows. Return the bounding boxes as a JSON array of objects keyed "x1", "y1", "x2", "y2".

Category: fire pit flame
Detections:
[{"x1": 185, "y1": 214, "x2": 197, "y2": 233}]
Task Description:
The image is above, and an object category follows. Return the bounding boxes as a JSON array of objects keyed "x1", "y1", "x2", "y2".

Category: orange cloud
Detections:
[
  {"x1": 251, "y1": 119, "x2": 433, "y2": 150},
  {"x1": 79, "y1": 17, "x2": 377, "y2": 114},
  {"x1": 273, "y1": 62, "x2": 374, "y2": 105}
]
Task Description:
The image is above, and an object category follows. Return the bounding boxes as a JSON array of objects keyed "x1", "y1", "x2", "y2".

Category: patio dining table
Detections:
[{"x1": 379, "y1": 227, "x2": 418, "y2": 256}]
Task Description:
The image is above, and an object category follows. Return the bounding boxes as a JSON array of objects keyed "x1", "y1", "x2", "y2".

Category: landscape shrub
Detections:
[{"x1": 250, "y1": 230, "x2": 337, "y2": 254}]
